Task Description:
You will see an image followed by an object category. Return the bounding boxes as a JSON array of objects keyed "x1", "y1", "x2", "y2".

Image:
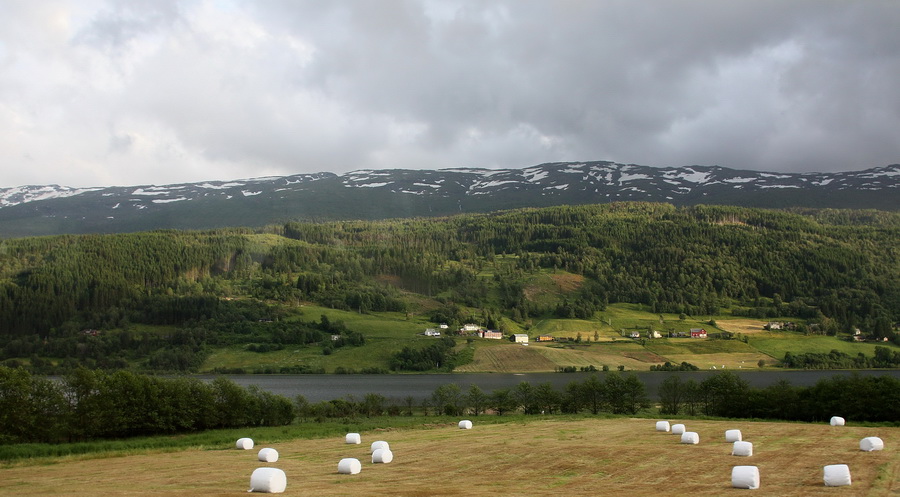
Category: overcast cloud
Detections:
[{"x1": 2, "y1": 0, "x2": 899, "y2": 187}]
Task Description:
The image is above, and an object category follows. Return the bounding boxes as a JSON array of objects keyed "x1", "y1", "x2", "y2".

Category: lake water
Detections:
[{"x1": 201, "y1": 370, "x2": 900, "y2": 403}]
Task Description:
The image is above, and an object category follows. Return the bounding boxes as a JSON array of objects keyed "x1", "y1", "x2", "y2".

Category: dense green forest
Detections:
[{"x1": 0, "y1": 202, "x2": 897, "y2": 372}]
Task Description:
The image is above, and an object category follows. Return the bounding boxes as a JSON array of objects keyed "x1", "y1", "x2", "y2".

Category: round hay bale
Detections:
[
  {"x1": 823, "y1": 464, "x2": 851, "y2": 487},
  {"x1": 680, "y1": 432, "x2": 700, "y2": 445},
  {"x1": 732, "y1": 441, "x2": 753, "y2": 457},
  {"x1": 257, "y1": 448, "x2": 279, "y2": 463},
  {"x1": 338, "y1": 458, "x2": 362, "y2": 475},
  {"x1": 236, "y1": 438, "x2": 254, "y2": 450},
  {"x1": 248, "y1": 467, "x2": 286, "y2": 493},
  {"x1": 830, "y1": 416, "x2": 845, "y2": 426},
  {"x1": 731, "y1": 465, "x2": 760, "y2": 489},
  {"x1": 671, "y1": 424, "x2": 686, "y2": 435},
  {"x1": 372, "y1": 448, "x2": 394, "y2": 464},
  {"x1": 370, "y1": 441, "x2": 390, "y2": 454},
  {"x1": 859, "y1": 437, "x2": 884, "y2": 452},
  {"x1": 725, "y1": 429, "x2": 742, "y2": 442},
  {"x1": 656, "y1": 421, "x2": 670, "y2": 432},
  {"x1": 459, "y1": 420, "x2": 473, "y2": 430},
  {"x1": 345, "y1": 433, "x2": 361, "y2": 444}
]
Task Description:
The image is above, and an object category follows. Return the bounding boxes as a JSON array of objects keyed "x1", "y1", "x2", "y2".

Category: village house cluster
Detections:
[{"x1": 421, "y1": 323, "x2": 529, "y2": 344}]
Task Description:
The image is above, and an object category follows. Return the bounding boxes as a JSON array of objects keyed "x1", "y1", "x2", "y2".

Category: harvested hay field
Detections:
[
  {"x1": 534, "y1": 342, "x2": 662, "y2": 370},
  {"x1": 3, "y1": 418, "x2": 896, "y2": 496},
  {"x1": 717, "y1": 319, "x2": 771, "y2": 335},
  {"x1": 454, "y1": 343, "x2": 557, "y2": 372}
]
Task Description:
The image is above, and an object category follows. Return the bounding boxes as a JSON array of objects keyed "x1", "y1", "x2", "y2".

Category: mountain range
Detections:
[{"x1": 1, "y1": 161, "x2": 898, "y2": 237}]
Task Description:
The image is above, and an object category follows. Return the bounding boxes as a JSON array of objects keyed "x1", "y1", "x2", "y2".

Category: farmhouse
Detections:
[
  {"x1": 461, "y1": 323, "x2": 481, "y2": 333},
  {"x1": 511, "y1": 334, "x2": 529, "y2": 344},
  {"x1": 424, "y1": 328, "x2": 441, "y2": 337},
  {"x1": 480, "y1": 330, "x2": 503, "y2": 339},
  {"x1": 629, "y1": 331, "x2": 641, "y2": 339},
  {"x1": 690, "y1": 328, "x2": 707, "y2": 339},
  {"x1": 537, "y1": 335, "x2": 554, "y2": 342}
]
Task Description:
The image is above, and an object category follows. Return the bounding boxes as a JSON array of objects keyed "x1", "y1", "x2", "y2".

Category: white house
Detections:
[
  {"x1": 512, "y1": 334, "x2": 529, "y2": 344},
  {"x1": 461, "y1": 323, "x2": 480, "y2": 332},
  {"x1": 424, "y1": 328, "x2": 441, "y2": 337}
]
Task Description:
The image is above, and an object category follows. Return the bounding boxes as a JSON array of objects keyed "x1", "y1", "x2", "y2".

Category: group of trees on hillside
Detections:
[
  {"x1": 0, "y1": 307, "x2": 360, "y2": 374},
  {"x1": 0, "y1": 203, "x2": 897, "y2": 373}
]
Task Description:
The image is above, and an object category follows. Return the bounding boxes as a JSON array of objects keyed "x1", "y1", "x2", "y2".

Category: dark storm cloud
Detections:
[{"x1": 1, "y1": 0, "x2": 898, "y2": 187}]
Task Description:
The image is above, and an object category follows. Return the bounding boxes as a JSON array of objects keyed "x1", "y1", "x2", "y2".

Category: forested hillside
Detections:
[{"x1": 0, "y1": 203, "x2": 897, "y2": 373}]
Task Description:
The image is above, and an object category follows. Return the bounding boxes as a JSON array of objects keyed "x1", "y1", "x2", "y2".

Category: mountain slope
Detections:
[{"x1": 1, "y1": 161, "x2": 898, "y2": 237}]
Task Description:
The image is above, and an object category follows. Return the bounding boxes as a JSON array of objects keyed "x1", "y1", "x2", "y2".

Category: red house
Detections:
[{"x1": 690, "y1": 328, "x2": 707, "y2": 338}]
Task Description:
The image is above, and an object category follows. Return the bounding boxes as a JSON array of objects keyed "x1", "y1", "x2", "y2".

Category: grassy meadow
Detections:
[{"x1": 2, "y1": 416, "x2": 897, "y2": 496}]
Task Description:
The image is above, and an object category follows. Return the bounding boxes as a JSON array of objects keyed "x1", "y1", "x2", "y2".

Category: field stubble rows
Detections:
[{"x1": 1, "y1": 418, "x2": 896, "y2": 496}]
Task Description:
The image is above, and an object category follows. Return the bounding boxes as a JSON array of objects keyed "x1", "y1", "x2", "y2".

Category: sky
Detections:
[{"x1": 2, "y1": 0, "x2": 899, "y2": 188}]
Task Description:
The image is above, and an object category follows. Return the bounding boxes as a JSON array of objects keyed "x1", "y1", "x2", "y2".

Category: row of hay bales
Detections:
[
  {"x1": 235, "y1": 438, "x2": 287, "y2": 493},
  {"x1": 337, "y1": 420, "x2": 474, "y2": 475},
  {"x1": 235, "y1": 419, "x2": 475, "y2": 492},
  {"x1": 654, "y1": 416, "x2": 885, "y2": 490}
]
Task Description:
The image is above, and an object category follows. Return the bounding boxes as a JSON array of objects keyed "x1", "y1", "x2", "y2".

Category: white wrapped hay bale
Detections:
[
  {"x1": 236, "y1": 438, "x2": 254, "y2": 450},
  {"x1": 830, "y1": 416, "x2": 845, "y2": 426},
  {"x1": 370, "y1": 441, "x2": 390, "y2": 453},
  {"x1": 671, "y1": 424, "x2": 686, "y2": 435},
  {"x1": 345, "y1": 433, "x2": 361, "y2": 444},
  {"x1": 338, "y1": 458, "x2": 362, "y2": 475},
  {"x1": 680, "y1": 432, "x2": 700, "y2": 444},
  {"x1": 823, "y1": 464, "x2": 851, "y2": 487},
  {"x1": 732, "y1": 441, "x2": 753, "y2": 457},
  {"x1": 656, "y1": 421, "x2": 670, "y2": 432},
  {"x1": 731, "y1": 465, "x2": 760, "y2": 489},
  {"x1": 248, "y1": 467, "x2": 286, "y2": 493},
  {"x1": 459, "y1": 420, "x2": 473, "y2": 429},
  {"x1": 257, "y1": 448, "x2": 279, "y2": 463},
  {"x1": 725, "y1": 429, "x2": 743, "y2": 442},
  {"x1": 372, "y1": 448, "x2": 394, "y2": 464},
  {"x1": 859, "y1": 437, "x2": 884, "y2": 452}
]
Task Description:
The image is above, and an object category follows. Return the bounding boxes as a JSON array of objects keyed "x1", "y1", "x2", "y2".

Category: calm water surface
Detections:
[{"x1": 201, "y1": 370, "x2": 900, "y2": 403}]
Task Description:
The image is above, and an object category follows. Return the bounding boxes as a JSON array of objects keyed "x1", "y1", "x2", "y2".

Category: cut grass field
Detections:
[{"x1": 2, "y1": 417, "x2": 896, "y2": 496}]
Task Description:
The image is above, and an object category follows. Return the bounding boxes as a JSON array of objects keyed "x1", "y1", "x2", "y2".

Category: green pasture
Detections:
[
  {"x1": 643, "y1": 338, "x2": 757, "y2": 356},
  {"x1": 529, "y1": 318, "x2": 616, "y2": 339},
  {"x1": 202, "y1": 305, "x2": 442, "y2": 373},
  {"x1": 599, "y1": 303, "x2": 726, "y2": 335},
  {"x1": 749, "y1": 332, "x2": 900, "y2": 361}
]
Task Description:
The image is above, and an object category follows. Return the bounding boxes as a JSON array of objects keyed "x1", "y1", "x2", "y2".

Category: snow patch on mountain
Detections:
[
  {"x1": 132, "y1": 189, "x2": 170, "y2": 196},
  {"x1": 619, "y1": 173, "x2": 651, "y2": 183}
]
